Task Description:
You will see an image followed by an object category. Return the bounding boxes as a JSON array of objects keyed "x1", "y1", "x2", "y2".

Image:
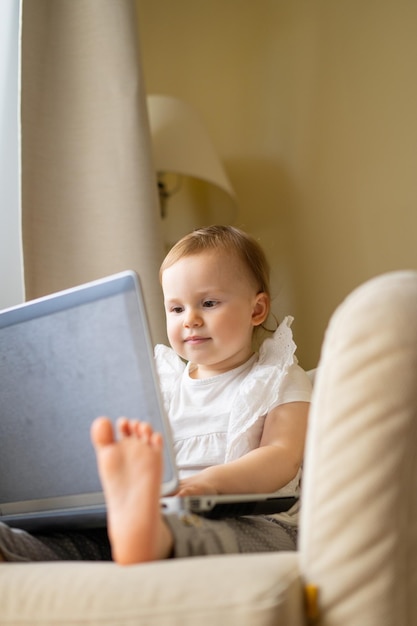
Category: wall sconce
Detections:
[{"x1": 147, "y1": 95, "x2": 237, "y2": 246}]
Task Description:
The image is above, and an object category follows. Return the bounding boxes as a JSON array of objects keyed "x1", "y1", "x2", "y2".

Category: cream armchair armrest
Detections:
[{"x1": 300, "y1": 271, "x2": 417, "y2": 626}]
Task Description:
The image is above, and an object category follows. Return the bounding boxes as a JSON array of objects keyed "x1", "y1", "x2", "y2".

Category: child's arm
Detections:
[{"x1": 176, "y1": 401, "x2": 309, "y2": 496}]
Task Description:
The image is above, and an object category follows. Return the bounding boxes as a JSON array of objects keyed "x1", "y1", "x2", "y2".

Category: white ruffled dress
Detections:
[{"x1": 154, "y1": 316, "x2": 312, "y2": 504}]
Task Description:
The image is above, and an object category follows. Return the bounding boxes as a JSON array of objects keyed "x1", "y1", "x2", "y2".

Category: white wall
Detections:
[{"x1": 0, "y1": 0, "x2": 24, "y2": 310}]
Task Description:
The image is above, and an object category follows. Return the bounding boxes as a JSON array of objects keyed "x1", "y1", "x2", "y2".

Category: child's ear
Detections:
[{"x1": 252, "y1": 292, "x2": 269, "y2": 326}]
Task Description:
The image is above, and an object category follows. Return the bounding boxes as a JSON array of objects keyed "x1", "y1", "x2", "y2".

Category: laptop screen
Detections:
[{"x1": 0, "y1": 272, "x2": 177, "y2": 514}]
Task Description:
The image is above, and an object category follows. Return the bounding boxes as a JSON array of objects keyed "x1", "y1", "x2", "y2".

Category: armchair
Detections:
[{"x1": 1, "y1": 270, "x2": 416, "y2": 625}]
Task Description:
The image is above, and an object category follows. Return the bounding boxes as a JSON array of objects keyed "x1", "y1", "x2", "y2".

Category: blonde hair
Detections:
[{"x1": 160, "y1": 225, "x2": 273, "y2": 335}]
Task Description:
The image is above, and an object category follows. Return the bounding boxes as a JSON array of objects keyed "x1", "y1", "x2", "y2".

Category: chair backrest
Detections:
[
  {"x1": 299, "y1": 271, "x2": 417, "y2": 626},
  {"x1": 306, "y1": 368, "x2": 317, "y2": 386}
]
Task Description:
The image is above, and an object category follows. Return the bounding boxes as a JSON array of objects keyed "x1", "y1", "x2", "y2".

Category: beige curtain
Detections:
[
  {"x1": 0, "y1": 0, "x2": 23, "y2": 311},
  {"x1": 20, "y1": 0, "x2": 166, "y2": 344}
]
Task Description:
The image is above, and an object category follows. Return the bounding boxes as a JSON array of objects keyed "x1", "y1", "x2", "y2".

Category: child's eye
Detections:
[
  {"x1": 203, "y1": 300, "x2": 218, "y2": 308},
  {"x1": 170, "y1": 306, "x2": 184, "y2": 314}
]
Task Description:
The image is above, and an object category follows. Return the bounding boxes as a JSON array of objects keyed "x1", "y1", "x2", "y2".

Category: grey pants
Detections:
[{"x1": 0, "y1": 514, "x2": 296, "y2": 562}]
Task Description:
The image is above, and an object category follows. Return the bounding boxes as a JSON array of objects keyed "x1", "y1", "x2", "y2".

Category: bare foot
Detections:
[{"x1": 91, "y1": 417, "x2": 173, "y2": 565}]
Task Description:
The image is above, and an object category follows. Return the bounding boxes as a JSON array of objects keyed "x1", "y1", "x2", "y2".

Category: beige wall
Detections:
[{"x1": 137, "y1": 0, "x2": 417, "y2": 369}]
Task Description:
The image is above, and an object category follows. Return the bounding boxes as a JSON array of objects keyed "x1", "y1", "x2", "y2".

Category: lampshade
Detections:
[{"x1": 146, "y1": 95, "x2": 237, "y2": 243}]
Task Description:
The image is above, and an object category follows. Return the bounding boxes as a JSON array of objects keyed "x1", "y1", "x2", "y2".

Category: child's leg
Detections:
[
  {"x1": 91, "y1": 417, "x2": 174, "y2": 565},
  {"x1": 0, "y1": 523, "x2": 111, "y2": 562},
  {"x1": 0, "y1": 417, "x2": 170, "y2": 565},
  {"x1": 0, "y1": 528, "x2": 40, "y2": 563}
]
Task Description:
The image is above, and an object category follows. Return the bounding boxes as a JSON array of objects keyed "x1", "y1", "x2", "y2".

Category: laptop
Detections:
[{"x1": 0, "y1": 271, "x2": 297, "y2": 532}]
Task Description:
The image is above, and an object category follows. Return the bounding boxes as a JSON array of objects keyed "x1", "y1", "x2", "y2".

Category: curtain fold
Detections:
[
  {"x1": 20, "y1": 0, "x2": 166, "y2": 344},
  {"x1": 0, "y1": 0, "x2": 23, "y2": 311}
]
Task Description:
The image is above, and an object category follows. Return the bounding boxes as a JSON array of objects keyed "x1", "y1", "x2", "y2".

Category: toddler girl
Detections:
[{"x1": 93, "y1": 225, "x2": 312, "y2": 564}]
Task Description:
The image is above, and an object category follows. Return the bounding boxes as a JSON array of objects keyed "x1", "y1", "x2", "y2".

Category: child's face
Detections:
[{"x1": 161, "y1": 250, "x2": 268, "y2": 379}]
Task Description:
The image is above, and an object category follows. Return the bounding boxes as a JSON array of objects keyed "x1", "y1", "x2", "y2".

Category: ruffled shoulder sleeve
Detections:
[
  {"x1": 225, "y1": 316, "x2": 297, "y2": 461},
  {"x1": 154, "y1": 343, "x2": 186, "y2": 412}
]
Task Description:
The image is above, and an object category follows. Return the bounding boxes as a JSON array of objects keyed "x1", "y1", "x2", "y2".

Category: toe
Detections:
[{"x1": 91, "y1": 417, "x2": 115, "y2": 447}]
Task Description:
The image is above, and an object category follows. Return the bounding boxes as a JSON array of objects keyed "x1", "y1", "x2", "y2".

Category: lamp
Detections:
[{"x1": 147, "y1": 95, "x2": 237, "y2": 246}]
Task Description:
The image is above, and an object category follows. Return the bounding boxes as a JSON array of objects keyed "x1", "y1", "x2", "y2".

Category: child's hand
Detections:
[{"x1": 176, "y1": 470, "x2": 219, "y2": 497}]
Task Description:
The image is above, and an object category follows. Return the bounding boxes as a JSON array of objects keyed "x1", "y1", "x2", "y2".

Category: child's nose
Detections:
[{"x1": 183, "y1": 308, "x2": 202, "y2": 328}]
